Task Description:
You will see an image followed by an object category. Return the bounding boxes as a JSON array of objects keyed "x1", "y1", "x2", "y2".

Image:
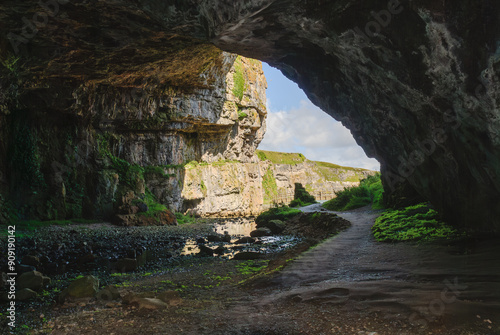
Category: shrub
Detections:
[
  {"x1": 255, "y1": 206, "x2": 301, "y2": 225},
  {"x1": 175, "y1": 212, "x2": 197, "y2": 225},
  {"x1": 323, "y1": 174, "x2": 383, "y2": 211},
  {"x1": 372, "y1": 203, "x2": 463, "y2": 242}
]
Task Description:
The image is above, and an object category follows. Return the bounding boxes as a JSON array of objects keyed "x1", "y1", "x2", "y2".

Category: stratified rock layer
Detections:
[{"x1": 1, "y1": 1, "x2": 499, "y2": 230}]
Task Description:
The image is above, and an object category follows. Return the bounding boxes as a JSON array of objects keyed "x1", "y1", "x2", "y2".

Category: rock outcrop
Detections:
[
  {"x1": 148, "y1": 152, "x2": 374, "y2": 218},
  {"x1": 1, "y1": 1, "x2": 499, "y2": 230}
]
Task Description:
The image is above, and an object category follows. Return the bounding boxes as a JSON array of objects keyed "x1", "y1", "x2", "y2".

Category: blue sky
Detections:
[{"x1": 258, "y1": 63, "x2": 380, "y2": 171}]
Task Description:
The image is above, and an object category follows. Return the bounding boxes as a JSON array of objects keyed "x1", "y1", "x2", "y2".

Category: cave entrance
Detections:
[{"x1": 258, "y1": 62, "x2": 380, "y2": 172}]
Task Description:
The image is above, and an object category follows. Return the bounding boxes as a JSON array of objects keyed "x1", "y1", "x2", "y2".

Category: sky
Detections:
[{"x1": 258, "y1": 63, "x2": 380, "y2": 171}]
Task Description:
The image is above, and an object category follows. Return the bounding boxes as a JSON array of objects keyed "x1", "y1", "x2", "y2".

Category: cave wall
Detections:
[{"x1": 1, "y1": 0, "x2": 500, "y2": 230}]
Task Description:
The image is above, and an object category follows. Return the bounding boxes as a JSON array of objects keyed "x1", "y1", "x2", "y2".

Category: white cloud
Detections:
[{"x1": 259, "y1": 100, "x2": 380, "y2": 171}]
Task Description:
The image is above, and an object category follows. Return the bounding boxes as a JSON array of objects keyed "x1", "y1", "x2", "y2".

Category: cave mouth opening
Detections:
[{"x1": 258, "y1": 62, "x2": 380, "y2": 172}]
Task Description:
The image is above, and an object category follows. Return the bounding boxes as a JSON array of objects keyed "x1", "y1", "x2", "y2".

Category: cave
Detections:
[
  {"x1": 2, "y1": 1, "x2": 500, "y2": 333},
  {"x1": 1, "y1": 0, "x2": 499, "y2": 231}
]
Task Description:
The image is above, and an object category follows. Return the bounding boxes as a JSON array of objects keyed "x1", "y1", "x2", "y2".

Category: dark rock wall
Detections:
[{"x1": 1, "y1": 0, "x2": 499, "y2": 230}]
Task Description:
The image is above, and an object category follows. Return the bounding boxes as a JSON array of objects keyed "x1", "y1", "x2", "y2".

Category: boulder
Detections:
[
  {"x1": 63, "y1": 275, "x2": 99, "y2": 299},
  {"x1": 198, "y1": 245, "x2": 214, "y2": 257},
  {"x1": 266, "y1": 220, "x2": 286, "y2": 234},
  {"x1": 96, "y1": 285, "x2": 121, "y2": 301},
  {"x1": 222, "y1": 233, "x2": 231, "y2": 243},
  {"x1": 16, "y1": 288, "x2": 38, "y2": 301},
  {"x1": 250, "y1": 227, "x2": 272, "y2": 237},
  {"x1": 113, "y1": 210, "x2": 178, "y2": 226},
  {"x1": 134, "y1": 298, "x2": 168, "y2": 310},
  {"x1": 235, "y1": 237, "x2": 256, "y2": 244},
  {"x1": 158, "y1": 290, "x2": 182, "y2": 306},
  {"x1": 207, "y1": 234, "x2": 222, "y2": 242},
  {"x1": 233, "y1": 252, "x2": 262, "y2": 260},
  {"x1": 18, "y1": 271, "x2": 50, "y2": 291}
]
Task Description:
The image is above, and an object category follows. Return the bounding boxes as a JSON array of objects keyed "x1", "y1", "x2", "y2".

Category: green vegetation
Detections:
[
  {"x1": 232, "y1": 56, "x2": 246, "y2": 101},
  {"x1": 255, "y1": 206, "x2": 301, "y2": 225},
  {"x1": 236, "y1": 260, "x2": 269, "y2": 275},
  {"x1": 237, "y1": 110, "x2": 248, "y2": 120},
  {"x1": 290, "y1": 183, "x2": 316, "y2": 207},
  {"x1": 256, "y1": 150, "x2": 306, "y2": 165},
  {"x1": 262, "y1": 167, "x2": 278, "y2": 204},
  {"x1": 323, "y1": 174, "x2": 384, "y2": 211},
  {"x1": 372, "y1": 203, "x2": 463, "y2": 242},
  {"x1": 175, "y1": 212, "x2": 198, "y2": 225}
]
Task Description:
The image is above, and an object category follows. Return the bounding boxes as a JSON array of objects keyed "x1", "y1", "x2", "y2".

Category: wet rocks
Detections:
[
  {"x1": 199, "y1": 245, "x2": 214, "y2": 257},
  {"x1": 258, "y1": 219, "x2": 286, "y2": 234},
  {"x1": 21, "y1": 255, "x2": 40, "y2": 268},
  {"x1": 250, "y1": 228, "x2": 272, "y2": 237},
  {"x1": 233, "y1": 252, "x2": 262, "y2": 260},
  {"x1": 158, "y1": 290, "x2": 182, "y2": 306},
  {"x1": 235, "y1": 237, "x2": 256, "y2": 244}
]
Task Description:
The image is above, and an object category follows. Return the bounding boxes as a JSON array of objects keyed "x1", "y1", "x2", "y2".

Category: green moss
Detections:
[
  {"x1": 237, "y1": 110, "x2": 248, "y2": 120},
  {"x1": 174, "y1": 212, "x2": 198, "y2": 225},
  {"x1": 232, "y1": 56, "x2": 245, "y2": 101},
  {"x1": 372, "y1": 203, "x2": 463, "y2": 242},
  {"x1": 255, "y1": 206, "x2": 301, "y2": 225},
  {"x1": 323, "y1": 174, "x2": 384, "y2": 211},
  {"x1": 200, "y1": 180, "x2": 207, "y2": 196},
  {"x1": 236, "y1": 260, "x2": 269, "y2": 275},
  {"x1": 255, "y1": 150, "x2": 306, "y2": 165},
  {"x1": 262, "y1": 168, "x2": 278, "y2": 204}
]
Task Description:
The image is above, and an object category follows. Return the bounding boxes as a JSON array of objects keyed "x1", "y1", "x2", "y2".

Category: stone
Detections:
[
  {"x1": 135, "y1": 298, "x2": 168, "y2": 310},
  {"x1": 233, "y1": 252, "x2": 262, "y2": 260},
  {"x1": 214, "y1": 246, "x2": 226, "y2": 255},
  {"x1": 235, "y1": 237, "x2": 256, "y2": 244},
  {"x1": 136, "y1": 202, "x2": 148, "y2": 213},
  {"x1": 18, "y1": 271, "x2": 50, "y2": 291},
  {"x1": 196, "y1": 237, "x2": 206, "y2": 244},
  {"x1": 207, "y1": 235, "x2": 222, "y2": 242},
  {"x1": 16, "y1": 288, "x2": 38, "y2": 301},
  {"x1": 63, "y1": 275, "x2": 99, "y2": 299},
  {"x1": 113, "y1": 210, "x2": 177, "y2": 227},
  {"x1": 266, "y1": 220, "x2": 286, "y2": 234},
  {"x1": 198, "y1": 245, "x2": 214, "y2": 257},
  {"x1": 115, "y1": 258, "x2": 138, "y2": 272},
  {"x1": 16, "y1": 264, "x2": 36, "y2": 275},
  {"x1": 157, "y1": 290, "x2": 182, "y2": 306},
  {"x1": 250, "y1": 227, "x2": 272, "y2": 237},
  {"x1": 97, "y1": 285, "x2": 121, "y2": 301},
  {"x1": 222, "y1": 233, "x2": 232, "y2": 243}
]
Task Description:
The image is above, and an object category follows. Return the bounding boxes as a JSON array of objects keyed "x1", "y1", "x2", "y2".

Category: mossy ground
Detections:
[
  {"x1": 255, "y1": 206, "x2": 301, "y2": 225},
  {"x1": 372, "y1": 203, "x2": 463, "y2": 242},
  {"x1": 256, "y1": 150, "x2": 306, "y2": 165}
]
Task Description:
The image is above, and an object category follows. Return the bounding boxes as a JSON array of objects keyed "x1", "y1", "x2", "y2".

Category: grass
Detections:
[
  {"x1": 175, "y1": 212, "x2": 198, "y2": 225},
  {"x1": 232, "y1": 56, "x2": 245, "y2": 101},
  {"x1": 255, "y1": 206, "x2": 301, "y2": 225},
  {"x1": 237, "y1": 110, "x2": 248, "y2": 120},
  {"x1": 236, "y1": 260, "x2": 269, "y2": 275},
  {"x1": 262, "y1": 167, "x2": 278, "y2": 204},
  {"x1": 323, "y1": 174, "x2": 384, "y2": 211},
  {"x1": 372, "y1": 203, "x2": 463, "y2": 242},
  {"x1": 256, "y1": 150, "x2": 306, "y2": 165}
]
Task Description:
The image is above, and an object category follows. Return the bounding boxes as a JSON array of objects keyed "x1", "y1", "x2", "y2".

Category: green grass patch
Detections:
[
  {"x1": 255, "y1": 206, "x2": 301, "y2": 225},
  {"x1": 372, "y1": 203, "x2": 463, "y2": 242},
  {"x1": 236, "y1": 260, "x2": 269, "y2": 275},
  {"x1": 175, "y1": 212, "x2": 198, "y2": 225},
  {"x1": 262, "y1": 167, "x2": 278, "y2": 204},
  {"x1": 256, "y1": 150, "x2": 306, "y2": 165},
  {"x1": 232, "y1": 56, "x2": 245, "y2": 101},
  {"x1": 237, "y1": 110, "x2": 248, "y2": 120},
  {"x1": 323, "y1": 174, "x2": 384, "y2": 211}
]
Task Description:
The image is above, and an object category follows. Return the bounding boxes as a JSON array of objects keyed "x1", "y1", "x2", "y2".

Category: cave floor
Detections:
[{"x1": 23, "y1": 207, "x2": 500, "y2": 334}]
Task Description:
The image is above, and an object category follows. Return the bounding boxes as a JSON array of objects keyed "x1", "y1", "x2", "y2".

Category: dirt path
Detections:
[{"x1": 219, "y1": 206, "x2": 500, "y2": 334}]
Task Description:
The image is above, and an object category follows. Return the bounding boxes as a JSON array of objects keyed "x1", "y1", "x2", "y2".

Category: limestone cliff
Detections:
[
  {"x1": 0, "y1": 50, "x2": 266, "y2": 222},
  {"x1": 147, "y1": 151, "x2": 375, "y2": 218}
]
